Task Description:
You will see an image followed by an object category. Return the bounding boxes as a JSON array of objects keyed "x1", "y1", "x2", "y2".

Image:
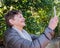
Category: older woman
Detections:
[{"x1": 4, "y1": 10, "x2": 58, "y2": 48}]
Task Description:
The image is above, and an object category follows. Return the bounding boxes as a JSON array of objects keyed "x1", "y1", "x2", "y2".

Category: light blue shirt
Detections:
[{"x1": 12, "y1": 26, "x2": 32, "y2": 41}]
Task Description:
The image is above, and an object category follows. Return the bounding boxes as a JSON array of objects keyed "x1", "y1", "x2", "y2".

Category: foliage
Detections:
[{"x1": 0, "y1": 0, "x2": 60, "y2": 40}]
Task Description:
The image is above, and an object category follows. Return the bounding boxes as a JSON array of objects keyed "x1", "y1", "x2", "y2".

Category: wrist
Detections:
[
  {"x1": 47, "y1": 27, "x2": 55, "y2": 37},
  {"x1": 44, "y1": 27, "x2": 55, "y2": 39},
  {"x1": 48, "y1": 26, "x2": 54, "y2": 30},
  {"x1": 48, "y1": 26, "x2": 54, "y2": 31}
]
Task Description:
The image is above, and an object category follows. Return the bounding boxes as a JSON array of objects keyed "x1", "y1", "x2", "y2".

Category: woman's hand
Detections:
[{"x1": 48, "y1": 16, "x2": 59, "y2": 30}]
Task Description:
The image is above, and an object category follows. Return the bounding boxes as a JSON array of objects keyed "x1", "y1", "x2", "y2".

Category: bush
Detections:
[{"x1": 0, "y1": 0, "x2": 60, "y2": 40}]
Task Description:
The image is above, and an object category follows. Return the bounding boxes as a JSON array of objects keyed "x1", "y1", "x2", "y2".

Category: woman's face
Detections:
[{"x1": 11, "y1": 13, "x2": 26, "y2": 27}]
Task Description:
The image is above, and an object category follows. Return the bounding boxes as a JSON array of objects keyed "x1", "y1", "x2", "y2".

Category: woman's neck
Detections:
[{"x1": 13, "y1": 25, "x2": 23, "y2": 31}]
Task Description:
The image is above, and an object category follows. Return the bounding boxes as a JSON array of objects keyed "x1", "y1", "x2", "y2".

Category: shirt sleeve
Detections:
[{"x1": 37, "y1": 27, "x2": 54, "y2": 48}]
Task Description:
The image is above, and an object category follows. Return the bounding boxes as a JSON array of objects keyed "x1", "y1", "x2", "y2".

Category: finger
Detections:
[
  {"x1": 54, "y1": 16, "x2": 58, "y2": 18},
  {"x1": 54, "y1": 16, "x2": 58, "y2": 20}
]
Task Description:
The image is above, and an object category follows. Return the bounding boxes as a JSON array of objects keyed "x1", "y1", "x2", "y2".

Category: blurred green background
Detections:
[{"x1": 0, "y1": 0, "x2": 60, "y2": 40}]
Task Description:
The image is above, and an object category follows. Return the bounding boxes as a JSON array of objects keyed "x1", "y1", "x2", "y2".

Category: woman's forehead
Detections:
[{"x1": 14, "y1": 13, "x2": 23, "y2": 17}]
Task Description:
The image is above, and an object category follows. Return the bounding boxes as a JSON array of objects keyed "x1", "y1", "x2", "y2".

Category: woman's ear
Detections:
[{"x1": 9, "y1": 19, "x2": 14, "y2": 25}]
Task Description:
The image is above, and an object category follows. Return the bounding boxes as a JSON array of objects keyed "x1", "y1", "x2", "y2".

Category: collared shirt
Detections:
[{"x1": 12, "y1": 26, "x2": 32, "y2": 41}]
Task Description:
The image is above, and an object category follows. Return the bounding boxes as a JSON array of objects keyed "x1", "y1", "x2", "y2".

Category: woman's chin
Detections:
[{"x1": 22, "y1": 24, "x2": 26, "y2": 27}]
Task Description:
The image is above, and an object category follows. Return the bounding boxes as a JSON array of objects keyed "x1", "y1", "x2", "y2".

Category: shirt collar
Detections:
[{"x1": 12, "y1": 26, "x2": 32, "y2": 41}]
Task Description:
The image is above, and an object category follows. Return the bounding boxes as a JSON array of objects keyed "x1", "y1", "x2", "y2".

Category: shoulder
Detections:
[
  {"x1": 4, "y1": 28, "x2": 19, "y2": 38},
  {"x1": 5, "y1": 27, "x2": 18, "y2": 33},
  {"x1": 4, "y1": 28, "x2": 22, "y2": 43}
]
